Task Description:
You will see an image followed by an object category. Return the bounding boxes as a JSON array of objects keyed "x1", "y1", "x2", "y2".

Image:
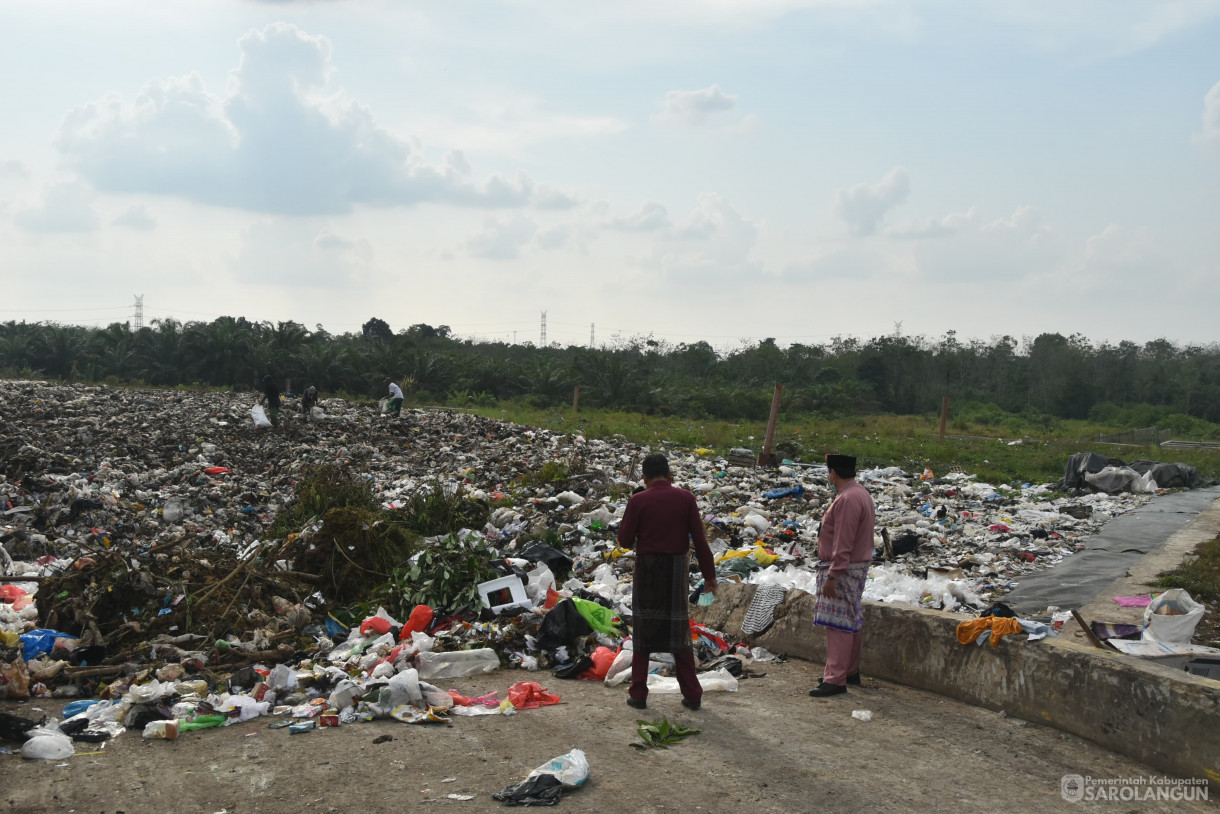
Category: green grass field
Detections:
[{"x1": 466, "y1": 402, "x2": 1220, "y2": 486}]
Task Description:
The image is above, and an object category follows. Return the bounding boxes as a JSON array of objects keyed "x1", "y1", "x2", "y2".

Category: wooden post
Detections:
[
  {"x1": 285, "y1": 378, "x2": 292, "y2": 396},
  {"x1": 757, "y1": 383, "x2": 783, "y2": 466},
  {"x1": 939, "y1": 396, "x2": 948, "y2": 440},
  {"x1": 572, "y1": 386, "x2": 580, "y2": 413}
]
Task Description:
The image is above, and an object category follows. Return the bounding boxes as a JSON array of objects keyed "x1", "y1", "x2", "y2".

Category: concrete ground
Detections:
[{"x1": 2, "y1": 660, "x2": 1213, "y2": 814}]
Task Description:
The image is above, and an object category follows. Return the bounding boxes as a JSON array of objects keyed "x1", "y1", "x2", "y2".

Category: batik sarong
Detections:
[{"x1": 812, "y1": 560, "x2": 870, "y2": 634}]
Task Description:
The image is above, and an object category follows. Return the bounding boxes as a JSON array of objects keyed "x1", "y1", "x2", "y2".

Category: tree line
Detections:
[{"x1": 2, "y1": 318, "x2": 1218, "y2": 432}]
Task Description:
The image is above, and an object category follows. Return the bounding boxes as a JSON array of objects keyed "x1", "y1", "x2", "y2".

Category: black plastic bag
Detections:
[
  {"x1": 492, "y1": 773, "x2": 563, "y2": 807},
  {"x1": 0, "y1": 711, "x2": 43, "y2": 743},
  {"x1": 537, "y1": 598, "x2": 593, "y2": 653},
  {"x1": 552, "y1": 655, "x2": 595, "y2": 679},
  {"x1": 518, "y1": 542, "x2": 574, "y2": 580}
]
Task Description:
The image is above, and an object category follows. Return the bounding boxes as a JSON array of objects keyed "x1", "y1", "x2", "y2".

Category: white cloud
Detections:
[
  {"x1": 609, "y1": 201, "x2": 672, "y2": 231},
  {"x1": 905, "y1": 204, "x2": 1057, "y2": 283},
  {"x1": 54, "y1": 23, "x2": 557, "y2": 216},
  {"x1": 1194, "y1": 79, "x2": 1220, "y2": 155},
  {"x1": 639, "y1": 193, "x2": 760, "y2": 280},
  {"x1": 465, "y1": 215, "x2": 538, "y2": 260},
  {"x1": 658, "y1": 84, "x2": 738, "y2": 124},
  {"x1": 113, "y1": 205, "x2": 157, "y2": 231},
  {"x1": 532, "y1": 184, "x2": 580, "y2": 210},
  {"x1": 432, "y1": 97, "x2": 627, "y2": 153},
  {"x1": 1, "y1": 160, "x2": 32, "y2": 180},
  {"x1": 888, "y1": 207, "x2": 978, "y2": 239},
  {"x1": 234, "y1": 220, "x2": 372, "y2": 285},
  {"x1": 533, "y1": 224, "x2": 571, "y2": 251},
  {"x1": 13, "y1": 183, "x2": 100, "y2": 233},
  {"x1": 992, "y1": 0, "x2": 1220, "y2": 55},
  {"x1": 834, "y1": 166, "x2": 909, "y2": 236}
]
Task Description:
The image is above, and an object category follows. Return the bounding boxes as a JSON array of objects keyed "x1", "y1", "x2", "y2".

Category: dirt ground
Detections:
[{"x1": 2, "y1": 659, "x2": 1210, "y2": 814}]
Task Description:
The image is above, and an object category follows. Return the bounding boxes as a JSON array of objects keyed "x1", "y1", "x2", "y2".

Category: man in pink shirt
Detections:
[
  {"x1": 809, "y1": 453, "x2": 876, "y2": 698},
  {"x1": 617, "y1": 453, "x2": 718, "y2": 711}
]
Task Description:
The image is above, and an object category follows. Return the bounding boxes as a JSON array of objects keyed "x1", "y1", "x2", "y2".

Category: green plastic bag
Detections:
[
  {"x1": 178, "y1": 714, "x2": 227, "y2": 732},
  {"x1": 570, "y1": 597, "x2": 622, "y2": 635}
]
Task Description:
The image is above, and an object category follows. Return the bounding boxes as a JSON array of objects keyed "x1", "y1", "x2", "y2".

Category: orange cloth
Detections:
[{"x1": 956, "y1": 616, "x2": 1024, "y2": 647}]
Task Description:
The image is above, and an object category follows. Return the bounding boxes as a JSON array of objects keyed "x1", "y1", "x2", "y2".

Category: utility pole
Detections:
[
  {"x1": 133, "y1": 295, "x2": 144, "y2": 330},
  {"x1": 540, "y1": 311, "x2": 547, "y2": 347},
  {"x1": 590, "y1": 323, "x2": 595, "y2": 347}
]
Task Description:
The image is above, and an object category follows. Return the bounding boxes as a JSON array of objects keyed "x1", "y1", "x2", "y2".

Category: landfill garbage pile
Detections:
[
  {"x1": 1058, "y1": 451, "x2": 1204, "y2": 494},
  {"x1": 0, "y1": 379, "x2": 1201, "y2": 755}
]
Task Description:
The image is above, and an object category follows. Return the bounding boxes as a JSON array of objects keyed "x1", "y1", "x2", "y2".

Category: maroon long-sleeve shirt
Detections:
[{"x1": 617, "y1": 479, "x2": 717, "y2": 582}]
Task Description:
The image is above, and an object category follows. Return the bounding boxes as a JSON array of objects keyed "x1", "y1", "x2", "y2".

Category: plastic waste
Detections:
[
  {"x1": 251, "y1": 404, "x2": 273, "y2": 429},
  {"x1": 646, "y1": 667, "x2": 738, "y2": 694},
  {"x1": 22, "y1": 733, "x2": 74, "y2": 759},
  {"x1": 1143, "y1": 589, "x2": 1205, "y2": 643},
  {"x1": 178, "y1": 714, "x2": 226, "y2": 732},
  {"x1": 527, "y1": 749, "x2": 590, "y2": 788},
  {"x1": 851, "y1": 709, "x2": 873, "y2": 722},
  {"x1": 415, "y1": 649, "x2": 500, "y2": 681},
  {"x1": 62, "y1": 699, "x2": 100, "y2": 719},
  {"x1": 142, "y1": 719, "x2": 180, "y2": 740},
  {"x1": 161, "y1": 498, "x2": 185, "y2": 524}
]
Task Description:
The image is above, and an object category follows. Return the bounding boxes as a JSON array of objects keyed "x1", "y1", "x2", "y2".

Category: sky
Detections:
[{"x1": 2, "y1": 0, "x2": 1219, "y2": 351}]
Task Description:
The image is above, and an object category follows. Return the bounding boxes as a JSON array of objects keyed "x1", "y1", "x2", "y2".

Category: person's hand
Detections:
[
  {"x1": 820, "y1": 576, "x2": 837, "y2": 599},
  {"x1": 705, "y1": 578, "x2": 718, "y2": 594}
]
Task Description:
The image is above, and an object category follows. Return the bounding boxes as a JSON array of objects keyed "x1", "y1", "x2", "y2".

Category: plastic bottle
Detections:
[
  {"x1": 415, "y1": 648, "x2": 500, "y2": 680},
  {"x1": 142, "y1": 719, "x2": 180, "y2": 740}
]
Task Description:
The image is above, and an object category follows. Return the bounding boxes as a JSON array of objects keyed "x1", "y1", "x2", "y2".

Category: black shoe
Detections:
[
  {"x1": 819, "y1": 672, "x2": 861, "y2": 686},
  {"x1": 626, "y1": 698, "x2": 647, "y2": 710},
  {"x1": 808, "y1": 682, "x2": 847, "y2": 697},
  {"x1": 681, "y1": 698, "x2": 701, "y2": 711}
]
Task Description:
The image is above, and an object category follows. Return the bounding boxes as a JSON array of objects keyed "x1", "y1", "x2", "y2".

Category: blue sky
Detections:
[{"x1": 2, "y1": 0, "x2": 1218, "y2": 349}]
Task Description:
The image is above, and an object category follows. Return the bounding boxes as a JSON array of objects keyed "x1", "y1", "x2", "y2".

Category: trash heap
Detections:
[{"x1": 0, "y1": 379, "x2": 1206, "y2": 755}]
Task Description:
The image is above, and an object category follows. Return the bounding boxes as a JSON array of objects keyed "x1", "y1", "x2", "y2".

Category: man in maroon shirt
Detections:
[{"x1": 617, "y1": 453, "x2": 718, "y2": 710}]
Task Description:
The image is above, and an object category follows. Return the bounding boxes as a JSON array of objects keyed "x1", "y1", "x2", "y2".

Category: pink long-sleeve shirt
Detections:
[{"x1": 817, "y1": 479, "x2": 876, "y2": 578}]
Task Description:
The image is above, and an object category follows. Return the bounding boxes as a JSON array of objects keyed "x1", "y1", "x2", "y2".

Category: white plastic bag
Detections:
[
  {"x1": 527, "y1": 749, "x2": 590, "y2": 788},
  {"x1": 415, "y1": 648, "x2": 500, "y2": 680},
  {"x1": 1144, "y1": 589, "x2": 1204, "y2": 643},
  {"x1": 525, "y1": 564, "x2": 556, "y2": 606},
  {"x1": 22, "y1": 733, "x2": 74, "y2": 760},
  {"x1": 251, "y1": 404, "x2": 272, "y2": 429},
  {"x1": 646, "y1": 666, "x2": 738, "y2": 693}
]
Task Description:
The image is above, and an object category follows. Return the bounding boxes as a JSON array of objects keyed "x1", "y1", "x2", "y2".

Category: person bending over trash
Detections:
[
  {"x1": 809, "y1": 453, "x2": 876, "y2": 698},
  {"x1": 386, "y1": 380, "x2": 404, "y2": 417},
  {"x1": 259, "y1": 375, "x2": 282, "y2": 427},
  {"x1": 616, "y1": 453, "x2": 717, "y2": 712},
  {"x1": 300, "y1": 385, "x2": 319, "y2": 420}
]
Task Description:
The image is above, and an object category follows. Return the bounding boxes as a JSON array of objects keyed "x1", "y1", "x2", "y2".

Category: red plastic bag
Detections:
[
  {"x1": 359, "y1": 616, "x2": 392, "y2": 636},
  {"x1": 399, "y1": 605, "x2": 434, "y2": 640},
  {"x1": 543, "y1": 587, "x2": 563, "y2": 611},
  {"x1": 203, "y1": 467, "x2": 231, "y2": 476},
  {"x1": 0, "y1": 585, "x2": 27, "y2": 604},
  {"x1": 578, "y1": 646, "x2": 617, "y2": 681},
  {"x1": 508, "y1": 681, "x2": 561, "y2": 710}
]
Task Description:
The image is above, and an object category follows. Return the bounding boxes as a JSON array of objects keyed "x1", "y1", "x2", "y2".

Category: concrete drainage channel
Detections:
[{"x1": 693, "y1": 583, "x2": 1220, "y2": 788}]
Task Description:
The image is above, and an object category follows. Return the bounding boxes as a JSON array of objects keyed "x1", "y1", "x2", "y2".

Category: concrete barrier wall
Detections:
[{"x1": 693, "y1": 583, "x2": 1220, "y2": 787}]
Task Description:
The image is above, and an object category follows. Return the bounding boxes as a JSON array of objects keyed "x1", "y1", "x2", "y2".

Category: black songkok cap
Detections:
[{"x1": 826, "y1": 454, "x2": 857, "y2": 478}]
